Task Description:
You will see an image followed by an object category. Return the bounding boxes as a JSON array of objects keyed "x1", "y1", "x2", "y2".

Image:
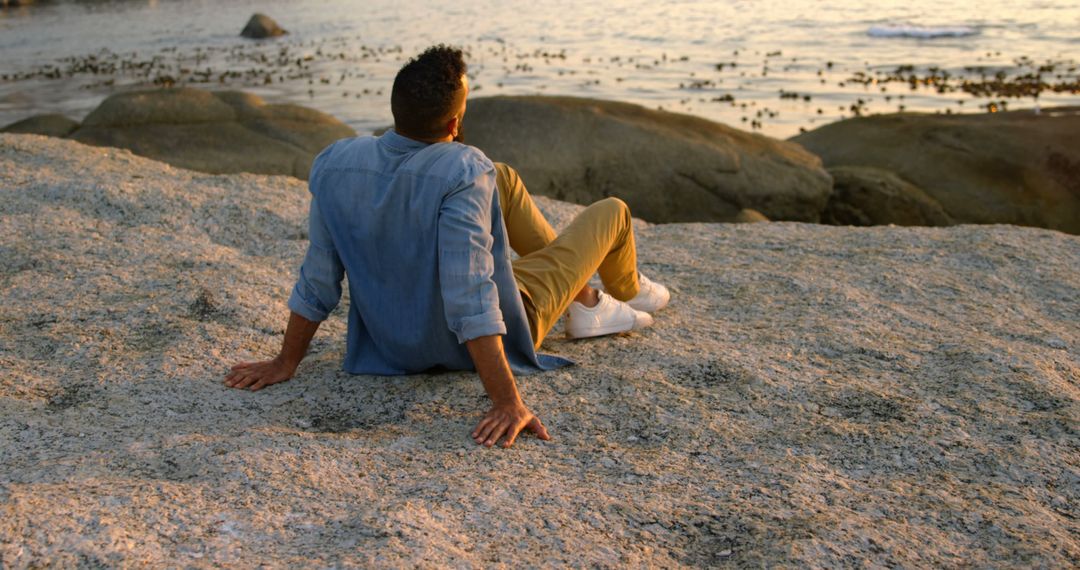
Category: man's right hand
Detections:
[
  {"x1": 464, "y1": 335, "x2": 552, "y2": 449},
  {"x1": 472, "y1": 401, "x2": 550, "y2": 448}
]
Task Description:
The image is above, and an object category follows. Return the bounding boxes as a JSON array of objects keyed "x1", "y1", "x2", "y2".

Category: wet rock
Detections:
[
  {"x1": 463, "y1": 96, "x2": 833, "y2": 224},
  {"x1": 1, "y1": 114, "x2": 80, "y2": 138},
  {"x1": 791, "y1": 107, "x2": 1080, "y2": 234},
  {"x1": 69, "y1": 87, "x2": 355, "y2": 179},
  {"x1": 823, "y1": 166, "x2": 953, "y2": 227},
  {"x1": 240, "y1": 13, "x2": 287, "y2": 39}
]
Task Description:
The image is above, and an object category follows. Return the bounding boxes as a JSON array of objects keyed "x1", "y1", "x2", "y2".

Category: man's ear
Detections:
[{"x1": 446, "y1": 115, "x2": 460, "y2": 139}]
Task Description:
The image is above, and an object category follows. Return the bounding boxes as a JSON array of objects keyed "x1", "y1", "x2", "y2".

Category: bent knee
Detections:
[
  {"x1": 594, "y1": 196, "x2": 631, "y2": 218},
  {"x1": 493, "y1": 162, "x2": 518, "y2": 183}
]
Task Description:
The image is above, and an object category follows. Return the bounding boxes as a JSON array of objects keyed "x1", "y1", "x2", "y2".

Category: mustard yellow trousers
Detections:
[{"x1": 494, "y1": 163, "x2": 641, "y2": 349}]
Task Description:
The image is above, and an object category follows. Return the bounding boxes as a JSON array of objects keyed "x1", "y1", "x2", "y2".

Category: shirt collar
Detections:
[{"x1": 379, "y1": 128, "x2": 431, "y2": 152}]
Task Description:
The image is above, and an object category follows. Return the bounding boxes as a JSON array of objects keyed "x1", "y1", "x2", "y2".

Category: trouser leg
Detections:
[
  {"x1": 494, "y1": 163, "x2": 556, "y2": 257},
  {"x1": 512, "y1": 197, "x2": 641, "y2": 349}
]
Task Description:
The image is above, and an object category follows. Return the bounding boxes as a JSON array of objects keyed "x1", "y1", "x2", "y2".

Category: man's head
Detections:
[{"x1": 391, "y1": 45, "x2": 468, "y2": 141}]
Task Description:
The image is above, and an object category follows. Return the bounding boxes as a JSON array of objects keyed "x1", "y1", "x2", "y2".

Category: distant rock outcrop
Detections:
[
  {"x1": 823, "y1": 166, "x2": 953, "y2": 227},
  {"x1": 0, "y1": 113, "x2": 79, "y2": 138},
  {"x1": 791, "y1": 107, "x2": 1080, "y2": 234},
  {"x1": 240, "y1": 13, "x2": 287, "y2": 39},
  {"x1": 463, "y1": 96, "x2": 833, "y2": 224},
  {"x1": 68, "y1": 88, "x2": 354, "y2": 179}
]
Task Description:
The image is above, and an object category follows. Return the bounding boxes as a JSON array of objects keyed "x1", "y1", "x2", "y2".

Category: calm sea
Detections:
[{"x1": 1, "y1": 0, "x2": 1078, "y2": 138}]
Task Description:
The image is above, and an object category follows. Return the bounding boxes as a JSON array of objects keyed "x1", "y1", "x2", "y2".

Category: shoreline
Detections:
[{"x1": 2, "y1": 7, "x2": 1077, "y2": 140}]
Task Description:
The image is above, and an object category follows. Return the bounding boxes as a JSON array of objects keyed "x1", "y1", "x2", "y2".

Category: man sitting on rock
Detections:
[{"x1": 224, "y1": 45, "x2": 669, "y2": 448}]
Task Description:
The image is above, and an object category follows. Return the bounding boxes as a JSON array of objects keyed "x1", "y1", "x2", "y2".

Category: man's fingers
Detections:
[
  {"x1": 484, "y1": 421, "x2": 510, "y2": 447},
  {"x1": 224, "y1": 370, "x2": 246, "y2": 387},
  {"x1": 230, "y1": 361, "x2": 254, "y2": 371},
  {"x1": 527, "y1": 417, "x2": 551, "y2": 441},
  {"x1": 232, "y1": 375, "x2": 257, "y2": 389},
  {"x1": 472, "y1": 417, "x2": 494, "y2": 439},
  {"x1": 230, "y1": 369, "x2": 263, "y2": 389},
  {"x1": 475, "y1": 418, "x2": 500, "y2": 444},
  {"x1": 502, "y1": 424, "x2": 524, "y2": 448}
]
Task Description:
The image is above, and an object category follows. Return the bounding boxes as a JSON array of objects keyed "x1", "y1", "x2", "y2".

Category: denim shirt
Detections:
[{"x1": 287, "y1": 130, "x2": 572, "y2": 375}]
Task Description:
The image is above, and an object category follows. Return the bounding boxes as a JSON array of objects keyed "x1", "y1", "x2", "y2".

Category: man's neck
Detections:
[{"x1": 395, "y1": 129, "x2": 451, "y2": 144}]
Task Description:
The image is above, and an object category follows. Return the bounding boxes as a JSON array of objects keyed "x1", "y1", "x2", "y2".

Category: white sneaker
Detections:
[
  {"x1": 588, "y1": 272, "x2": 671, "y2": 313},
  {"x1": 627, "y1": 273, "x2": 670, "y2": 313},
  {"x1": 565, "y1": 291, "x2": 653, "y2": 339}
]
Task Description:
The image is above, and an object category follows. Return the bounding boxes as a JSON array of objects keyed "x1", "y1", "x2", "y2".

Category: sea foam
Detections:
[{"x1": 868, "y1": 25, "x2": 979, "y2": 39}]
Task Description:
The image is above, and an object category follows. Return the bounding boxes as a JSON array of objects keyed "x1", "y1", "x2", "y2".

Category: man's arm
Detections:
[
  {"x1": 466, "y1": 334, "x2": 550, "y2": 448},
  {"x1": 226, "y1": 184, "x2": 343, "y2": 391},
  {"x1": 224, "y1": 311, "x2": 321, "y2": 391},
  {"x1": 437, "y1": 158, "x2": 550, "y2": 448}
]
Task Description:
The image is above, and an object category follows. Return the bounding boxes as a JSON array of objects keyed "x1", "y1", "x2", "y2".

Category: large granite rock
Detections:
[
  {"x1": 240, "y1": 13, "x2": 287, "y2": 39},
  {"x1": 463, "y1": 96, "x2": 833, "y2": 223},
  {"x1": 823, "y1": 166, "x2": 953, "y2": 227},
  {"x1": 2, "y1": 133, "x2": 1078, "y2": 567},
  {"x1": 1, "y1": 114, "x2": 79, "y2": 138},
  {"x1": 69, "y1": 88, "x2": 354, "y2": 179},
  {"x1": 791, "y1": 107, "x2": 1080, "y2": 234}
]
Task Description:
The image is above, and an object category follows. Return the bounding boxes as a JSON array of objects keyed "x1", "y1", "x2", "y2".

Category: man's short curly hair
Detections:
[{"x1": 391, "y1": 45, "x2": 467, "y2": 139}]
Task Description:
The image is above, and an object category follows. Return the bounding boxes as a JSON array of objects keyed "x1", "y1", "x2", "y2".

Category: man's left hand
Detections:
[{"x1": 224, "y1": 356, "x2": 297, "y2": 391}]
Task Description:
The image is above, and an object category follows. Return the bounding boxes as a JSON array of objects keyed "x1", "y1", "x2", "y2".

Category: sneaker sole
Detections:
[
  {"x1": 566, "y1": 312, "x2": 653, "y2": 339},
  {"x1": 628, "y1": 298, "x2": 669, "y2": 313}
]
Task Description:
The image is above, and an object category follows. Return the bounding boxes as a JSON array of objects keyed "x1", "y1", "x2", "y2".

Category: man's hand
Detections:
[
  {"x1": 224, "y1": 311, "x2": 321, "y2": 392},
  {"x1": 224, "y1": 356, "x2": 297, "y2": 391},
  {"x1": 472, "y1": 401, "x2": 550, "y2": 448},
  {"x1": 464, "y1": 335, "x2": 552, "y2": 448}
]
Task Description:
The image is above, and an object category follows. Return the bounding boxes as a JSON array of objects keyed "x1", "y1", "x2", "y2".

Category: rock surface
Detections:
[
  {"x1": 0, "y1": 113, "x2": 80, "y2": 138},
  {"x1": 823, "y1": 166, "x2": 954, "y2": 227},
  {"x1": 1, "y1": 134, "x2": 1078, "y2": 568},
  {"x1": 464, "y1": 96, "x2": 833, "y2": 224},
  {"x1": 70, "y1": 88, "x2": 355, "y2": 179},
  {"x1": 791, "y1": 107, "x2": 1080, "y2": 234},
  {"x1": 240, "y1": 13, "x2": 287, "y2": 39}
]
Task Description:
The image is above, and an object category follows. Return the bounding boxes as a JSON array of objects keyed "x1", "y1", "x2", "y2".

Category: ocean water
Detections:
[{"x1": 1, "y1": 0, "x2": 1077, "y2": 138}]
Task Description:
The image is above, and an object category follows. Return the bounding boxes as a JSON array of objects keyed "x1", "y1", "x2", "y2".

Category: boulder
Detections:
[
  {"x1": 1, "y1": 114, "x2": 80, "y2": 138},
  {"x1": 823, "y1": 166, "x2": 953, "y2": 227},
  {"x1": 463, "y1": 96, "x2": 833, "y2": 224},
  {"x1": 69, "y1": 88, "x2": 355, "y2": 179},
  {"x1": 791, "y1": 107, "x2": 1080, "y2": 234},
  {"x1": 240, "y1": 13, "x2": 287, "y2": 39}
]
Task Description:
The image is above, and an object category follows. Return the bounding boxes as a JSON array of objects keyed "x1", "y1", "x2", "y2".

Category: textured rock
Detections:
[
  {"x1": 791, "y1": 107, "x2": 1080, "y2": 234},
  {"x1": 0, "y1": 113, "x2": 79, "y2": 137},
  {"x1": 69, "y1": 88, "x2": 355, "y2": 179},
  {"x1": 823, "y1": 166, "x2": 953, "y2": 227},
  {"x1": 240, "y1": 13, "x2": 287, "y2": 39},
  {"x1": 1, "y1": 134, "x2": 1078, "y2": 568},
  {"x1": 463, "y1": 96, "x2": 833, "y2": 224}
]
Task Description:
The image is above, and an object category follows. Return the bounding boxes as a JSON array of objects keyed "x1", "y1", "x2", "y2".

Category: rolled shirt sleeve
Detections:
[
  {"x1": 288, "y1": 194, "x2": 345, "y2": 322},
  {"x1": 437, "y1": 163, "x2": 507, "y2": 343}
]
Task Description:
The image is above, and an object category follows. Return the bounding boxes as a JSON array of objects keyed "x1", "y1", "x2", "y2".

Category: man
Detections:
[{"x1": 224, "y1": 45, "x2": 669, "y2": 448}]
